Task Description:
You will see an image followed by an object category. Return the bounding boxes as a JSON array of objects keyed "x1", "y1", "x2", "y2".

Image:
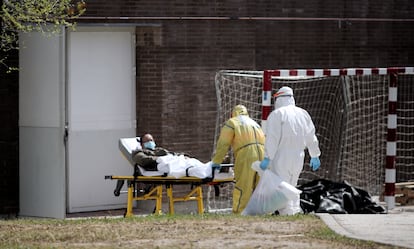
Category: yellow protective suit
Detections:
[{"x1": 212, "y1": 105, "x2": 265, "y2": 213}]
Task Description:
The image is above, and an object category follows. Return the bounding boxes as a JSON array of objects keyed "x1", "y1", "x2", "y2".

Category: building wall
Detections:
[
  {"x1": 81, "y1": 0, "x2": 414, "y2": 161},
  {"x1": 0, "y1": 50, "x2": 19, "y2": 214},
  {"x1": 1, "y1": 0, "x2": 413, "y2": 213}
]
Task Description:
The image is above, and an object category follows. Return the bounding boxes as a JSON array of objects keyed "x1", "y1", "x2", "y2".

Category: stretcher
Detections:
[
  {"x1": 105, "y1": 169, "x2": 233, "y2": 217},
  {"x1": 105, "y1": 137, "x2": 234, "y2": 217}
]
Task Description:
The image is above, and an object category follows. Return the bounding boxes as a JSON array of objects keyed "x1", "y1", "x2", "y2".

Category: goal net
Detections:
[{"x1": 206, "y1": 67, "x2": 414, "y2": 212}]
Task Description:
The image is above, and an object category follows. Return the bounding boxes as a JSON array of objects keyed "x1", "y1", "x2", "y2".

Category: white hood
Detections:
[{"x1": 274, "y1": 95, "x2": 295, "y2": 109}]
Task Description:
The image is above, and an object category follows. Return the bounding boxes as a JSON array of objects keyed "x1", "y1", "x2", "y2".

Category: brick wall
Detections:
[
  {"x1": 1, "y1": 0, "x2": 414, "y2": 213},
  {"x1": 80, "y1": 0, "x2": 414, "y2": 162}
]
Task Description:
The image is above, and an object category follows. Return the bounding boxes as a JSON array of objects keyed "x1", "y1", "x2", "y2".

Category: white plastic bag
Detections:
[
  {"x1": 250, "y1": 161, "x2": 301, "y2": 200},
  {"x1": 241, "y1": 162, "x2": 302, "y2": 216}
]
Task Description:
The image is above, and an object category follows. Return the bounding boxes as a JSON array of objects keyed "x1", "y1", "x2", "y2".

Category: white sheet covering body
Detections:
[
  {"x1": 119, "y1": 138, "x2": 233, "y2": 179},
  {"x1": 156, "y1": 154, "x2": 212, "y2": 178}
]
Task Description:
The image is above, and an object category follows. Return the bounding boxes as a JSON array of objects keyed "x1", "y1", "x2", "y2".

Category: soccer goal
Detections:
[{"x1": 207, "y1": 67, "x2": 414, "y2": 211}]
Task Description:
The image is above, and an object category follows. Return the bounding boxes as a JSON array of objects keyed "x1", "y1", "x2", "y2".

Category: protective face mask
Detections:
[{"x1": 143, "y1": 141, "x2": 156, "y2": 150}]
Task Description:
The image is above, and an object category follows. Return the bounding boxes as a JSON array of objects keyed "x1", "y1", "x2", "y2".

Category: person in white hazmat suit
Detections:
[{"x1": 259, "y1": 86, "x2": 321, "y2": 215}]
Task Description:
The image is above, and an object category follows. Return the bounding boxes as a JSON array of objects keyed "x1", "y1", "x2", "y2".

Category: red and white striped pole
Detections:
[
  {"x1": 385, "y1": 72, "x2": 398, "y2": 210},
  {"x1": 261, "y1": 70, "x2": 273, "y2": 131}
]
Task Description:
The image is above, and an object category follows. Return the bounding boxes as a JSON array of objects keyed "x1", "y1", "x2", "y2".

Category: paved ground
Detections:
[{"x1": 317, "y1": 206, "x2": 414, "y2": 249}]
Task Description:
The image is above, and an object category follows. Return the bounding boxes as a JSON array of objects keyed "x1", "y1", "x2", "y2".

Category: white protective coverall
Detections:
[{"x1": 264, "y1": 86, "x2": 321, "y2": 215}]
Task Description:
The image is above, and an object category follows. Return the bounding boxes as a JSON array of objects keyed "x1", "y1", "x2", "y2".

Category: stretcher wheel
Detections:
[
  {"x1": 114, "y1": 180, "x2": 124, "y2": 196},
  {"x1": 214, "y1": 185, "x2": 220, "y2": 197}
]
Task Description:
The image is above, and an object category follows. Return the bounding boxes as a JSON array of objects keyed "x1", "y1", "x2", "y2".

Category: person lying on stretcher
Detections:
[
  {"x1": 132, "y1": 133, "x2": 215, "y2": 179},
  {"x1": 132, "y1": 133, "x2": 191, "y2": 172},
  {"x1": 115, "y1": 133, "x2": 189, "y2": 196},
  {"x1": 113, "y1": 133, "x2": 232, "y2": 196}
]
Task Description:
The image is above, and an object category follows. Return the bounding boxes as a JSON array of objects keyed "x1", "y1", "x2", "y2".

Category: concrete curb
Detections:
[
  {"x1": 316, "y1": 213, "x2": 355, "y2": 238},
  {"x1": 317, "y1": 211, "x2": 414, "y2": 249}
]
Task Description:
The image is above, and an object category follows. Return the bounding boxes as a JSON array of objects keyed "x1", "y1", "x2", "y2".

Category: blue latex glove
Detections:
[
  {"x1": 259, "y1": 157, "x2": 270, "y2": 170},
  {"x1": 310, "y1": 157, "x2": 320, "y2": 171},
  {"x1": 211, "y1": 163, "x2": 221, "y2": 171}
]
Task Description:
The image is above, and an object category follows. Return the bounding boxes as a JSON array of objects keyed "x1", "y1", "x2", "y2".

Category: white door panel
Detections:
[{"x1": 67, "y1": 28, "x2": 136, "y2": 212}]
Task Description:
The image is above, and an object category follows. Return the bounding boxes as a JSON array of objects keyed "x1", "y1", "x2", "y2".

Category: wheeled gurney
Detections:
[{"x1": 105, "y1": 137, "x2": 234, "y2": 217}]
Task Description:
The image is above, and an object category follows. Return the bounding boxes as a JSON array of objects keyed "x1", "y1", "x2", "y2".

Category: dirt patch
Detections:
[{"x1": 0, "y1": 214, "x2": 402, "y2": 249}]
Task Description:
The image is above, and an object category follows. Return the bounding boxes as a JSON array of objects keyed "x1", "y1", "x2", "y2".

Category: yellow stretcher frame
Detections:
[{"x1": 105, "y1": 175, "x2": 234, "y2": 217}]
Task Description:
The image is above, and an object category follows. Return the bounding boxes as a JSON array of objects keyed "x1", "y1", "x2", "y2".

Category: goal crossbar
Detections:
[{"x1": 262, "y1": 67, "x2": 414, "y2": 126}]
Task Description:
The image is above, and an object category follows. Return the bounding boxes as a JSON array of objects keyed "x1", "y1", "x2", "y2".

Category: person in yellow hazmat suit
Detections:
[{"x1": 211, "y1": 105, "x2": 265, "y2": 214}]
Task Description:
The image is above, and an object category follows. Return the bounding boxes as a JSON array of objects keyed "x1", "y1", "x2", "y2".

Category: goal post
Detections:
[{"x1": 211, "y1": 67, "x2": 414, "y2": 211}]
